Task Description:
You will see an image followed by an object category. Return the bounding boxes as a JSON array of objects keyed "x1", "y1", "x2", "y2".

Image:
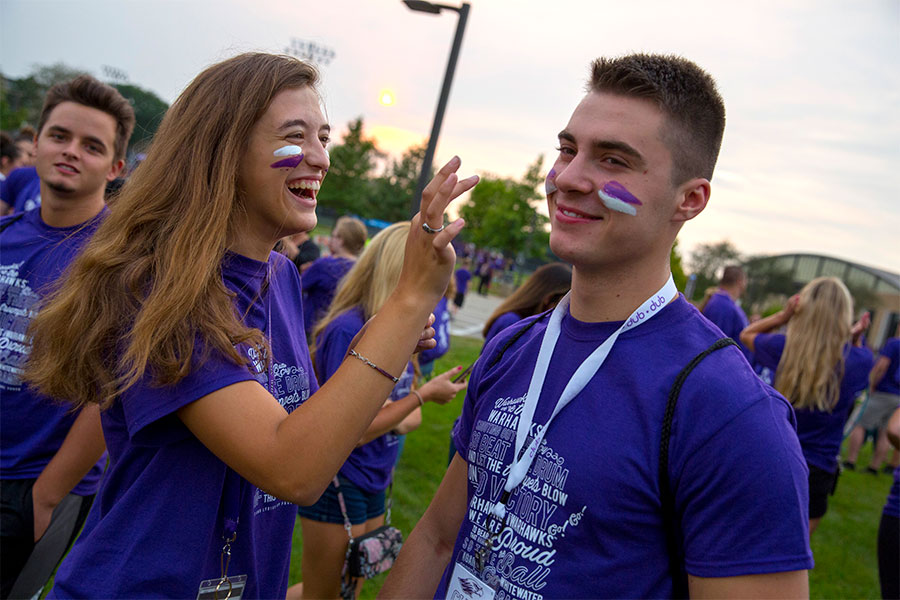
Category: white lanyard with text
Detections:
[{"x1": 475, "y1": 274, "x2": 678, "y2": 573}]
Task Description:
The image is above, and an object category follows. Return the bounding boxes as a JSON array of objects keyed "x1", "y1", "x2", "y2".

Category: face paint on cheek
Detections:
[
  {"x1": 597, "y1": 180, "x2": 642, "y2": 216},
  {"x1": 270, "y1": 145, "x2": 304, "y2": 169},
  {"x1": 545, "y1": 168, "x2": 558, "y2": 196}
]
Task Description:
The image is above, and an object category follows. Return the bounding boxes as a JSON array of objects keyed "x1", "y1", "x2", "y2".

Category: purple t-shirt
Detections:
[
  {"x1": 484, "y1": 311, "x2": 522, "y2": 346},
  {"x1": 49, "y1": 251, "x2": 318, "y2": 599},
  {"x1": 455, "y1": 268, "x2": 472, "y2": 295},
  {"x1": 0, "y1": 166, "x2": 41, "y2": 213},
  {"x1": 885, "y1": 467, "x2": 900, "y2": 519},
  {"x1": 440, "y1": 296, "x2": 812, "y2": 599},
  {"x1": 420, "y1": 296, "x2": 451, "y2": 365},
  {"x1": 754, "y1": 333, "x2": 873, "y2": 473},
  {"x1": 301, "y1": 255, "x2": 354, "y2": 334},
  {"x1": 315, "y1": 306, "x2": 413, "y2": 494},
  {"x1": 875, "y1": 338, "x2": 900, "y2": 395},
  {"x1": 0, "y1": 207, "x2": 107, "y2": 495},
  {"x1": 701, "y1": 290, "x2": 751, "y2": 359}
]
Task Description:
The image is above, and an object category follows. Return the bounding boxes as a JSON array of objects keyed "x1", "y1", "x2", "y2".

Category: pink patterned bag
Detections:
[{"x1": 334, "y1": 476, "x2": 404, "y2": 599}]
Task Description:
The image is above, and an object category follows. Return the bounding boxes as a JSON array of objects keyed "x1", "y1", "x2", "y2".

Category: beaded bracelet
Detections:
[
  {"x1": 412, "y1": 390, "x2": 424, "y2": 406},
  {"x1": 347, "y1": 349, "x2": 399, "y2": 383}
]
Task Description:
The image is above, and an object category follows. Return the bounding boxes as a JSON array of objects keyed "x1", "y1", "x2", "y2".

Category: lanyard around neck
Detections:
[{"x1": 491, "y1": 274, "x2": 678, "y2": 520}]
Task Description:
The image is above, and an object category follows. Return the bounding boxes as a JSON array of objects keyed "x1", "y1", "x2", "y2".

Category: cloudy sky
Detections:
[{"x1": 2, "y1": 0, "x2": 898, "y2": 273}]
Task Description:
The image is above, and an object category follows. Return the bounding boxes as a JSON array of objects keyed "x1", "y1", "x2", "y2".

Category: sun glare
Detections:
[{"x1": 378, "y1": 90, "x2": 395, "y2": 106}]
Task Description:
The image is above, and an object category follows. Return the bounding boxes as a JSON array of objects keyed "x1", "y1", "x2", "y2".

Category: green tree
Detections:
[
  {"x1": 459, "y1": 155, "x2": 549, "y2": 259},
  {"x1": 670, "y1": 239, "x2": 687, "y2": 291},
  {"x1": 113, "y1": 83, "x2": 168, "y2": 150},
  {"x1": 688, "y1": 240, "x2": 742, "y2": 300},
  {"x1": 370, "y1": 143, "x2": 431, "y2": 222},
  {"x1": 318, "y1": 117, "x2": 382, "y2": 218},
  {"x1": 1, "y1": 64, "x2": 169, "y2": 155}
]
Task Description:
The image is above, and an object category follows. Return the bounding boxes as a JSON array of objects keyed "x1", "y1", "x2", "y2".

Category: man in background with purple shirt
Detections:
[
  {"x1": 0, "y1": 75, "x2": 133, "y2": 599},
  {"x1": 702, "y1": 265, "x2": 751, "y2": 359}
]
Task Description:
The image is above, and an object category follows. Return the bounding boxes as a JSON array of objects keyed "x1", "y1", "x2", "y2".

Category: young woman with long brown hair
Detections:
[
  {"x1": 481, "y1": 261, "x2": 572, "y2": 344},
  {"x1": 23, "y1": 53, "x2": 477, "y2": 598},
  {"x1": 741, "y1": 276, "x2": 873, "y2": 534},
  {"x1": 294, "y1": 222, "x2": 466, "y2": 600}
]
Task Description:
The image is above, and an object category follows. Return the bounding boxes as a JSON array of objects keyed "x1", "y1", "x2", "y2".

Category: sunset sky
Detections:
[{"x1": 2, "y1": 0, "x2": 897, "y2": 272}]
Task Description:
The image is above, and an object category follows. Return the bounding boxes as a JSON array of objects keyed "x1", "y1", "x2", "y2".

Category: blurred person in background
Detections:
[
  {"x1": 742, "y1": 276, "x2": 874, "y2": 534},
  {"x1": 845, "y1": 325, "x2": 900, "y2": 474},
  {"x1": 301, "y1": 215, "x2": 367, "y2": 335},
  {"x1": 294, "y1": 222, "x2": 466, "y2": 600},
  {"x1": 0, "y1": 74, "x2": 133, "y2": 600},
  {"x1": 702, "y1": 265, "x2": 751, "y2": 359}
]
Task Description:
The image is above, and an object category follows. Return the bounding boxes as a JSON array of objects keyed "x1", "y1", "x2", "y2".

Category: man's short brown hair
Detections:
[
  {"x1": 37, "y1": 75, "x2": 135, "y2": 161},
  {"x1": 589, "y1": 54, "x2": 725, "y2": 185}
]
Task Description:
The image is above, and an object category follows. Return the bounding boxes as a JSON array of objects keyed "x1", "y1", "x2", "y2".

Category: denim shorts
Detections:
[{"x1": 296, "y1": 475, "x2": 386, "y2": 525}]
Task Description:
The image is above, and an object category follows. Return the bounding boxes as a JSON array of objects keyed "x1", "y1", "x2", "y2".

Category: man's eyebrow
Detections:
[
  {"x1": 559, "y1": 129, "x2": 646, "y2": 168},
  {"x1": 48, "y1": 126, "x2": 109, "y2": 151},
  {"x1": 277, "y1": 119, "x2": 331, "y2": 133}
]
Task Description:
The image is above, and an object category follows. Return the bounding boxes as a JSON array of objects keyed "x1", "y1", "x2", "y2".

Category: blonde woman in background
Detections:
[
  {"x1": 741, "y1": 276, "x2": 873, "y2": 534},
  {"x1": 294, "y1": 222, "x2": 467, "y2": 600}
]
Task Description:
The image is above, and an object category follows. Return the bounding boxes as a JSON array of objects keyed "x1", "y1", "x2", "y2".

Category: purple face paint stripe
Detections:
[
  {"x1": 545, "y1": 168, "x2": 558, "y2": 195},
  {"x1": 602, "y1": 181, "x2": 642, "y2": 205},
  {"x1": 270, "y1": 154, "x2": 304, "y2": 169}
]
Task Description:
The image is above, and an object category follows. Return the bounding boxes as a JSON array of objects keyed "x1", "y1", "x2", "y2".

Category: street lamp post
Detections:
[{"x1": 403, "y1": 0, "x2": 471, "y2": 217}]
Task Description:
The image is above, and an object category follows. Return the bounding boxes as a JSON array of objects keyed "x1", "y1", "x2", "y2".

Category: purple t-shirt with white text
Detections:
[
  {"x1": 301, "y1": 255, "x2": 354, "y2": 334},
  {"x1": 0, "y1": 207, "x2": 107, "y2": 495},
  {"x1": 49, "y1": 251, "x2": 318, "y2": 599},
  {"x1": 439, "y1": 296, "x2": 812, "y2": 599},
  {"x1": 753, "y1": 333, "x2": 873, "y2": 472},
  {"x1": 315, "y1": 306, "x2": 413, "y2": 494}
]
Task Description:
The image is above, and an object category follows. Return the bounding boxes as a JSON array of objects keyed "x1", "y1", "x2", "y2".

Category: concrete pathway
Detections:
[{"x1": 449, "y1": 292, "x2": 504, "y2": 339}]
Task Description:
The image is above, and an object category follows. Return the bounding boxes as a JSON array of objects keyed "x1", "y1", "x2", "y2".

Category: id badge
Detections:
[
  {"x1": 446, "y1": 562, "x2": 495, "y2": 600},
  {"x1": 196, "y1": 574, "x2": 247, "y2": 600}
]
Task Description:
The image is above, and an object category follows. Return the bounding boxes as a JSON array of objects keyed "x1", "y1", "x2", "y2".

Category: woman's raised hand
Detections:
[{"x1": 397, "y1": 156, "x2": 478, "y2": 305}]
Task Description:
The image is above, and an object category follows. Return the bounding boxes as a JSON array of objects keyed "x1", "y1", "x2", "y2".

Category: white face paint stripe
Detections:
[
  {"x1": 597, "y1": 188, "x2": 637, "y2": 216},
  {"x1": 273, "y1": 144, "x2": 303, "y2": 157}
]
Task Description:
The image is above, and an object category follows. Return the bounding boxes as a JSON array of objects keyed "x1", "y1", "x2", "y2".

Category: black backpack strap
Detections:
[
  {"x1": 485, "y1": 311, "x2": 550, "y2": 370},
  {"x1": 659, "y1": 337, "x2": 738, "y2": 599},
  {"x1": 0, "y1": 213, "x2": 25, "y2": 235}
]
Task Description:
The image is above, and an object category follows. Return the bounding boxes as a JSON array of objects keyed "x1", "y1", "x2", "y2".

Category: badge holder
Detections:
[
  {"x1": 446, "y1": 491, "x2": 510, "y2": 600},
  {"x1": 197, "y1": 470, "x2": 248, "y2": 600}
]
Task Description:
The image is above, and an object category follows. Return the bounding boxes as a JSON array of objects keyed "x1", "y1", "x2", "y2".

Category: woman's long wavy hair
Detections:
[
  {"x1": 310, "y1": 222, "x2": 409, "y2": 376},
  {"x1": 24, "y1": 53, "x2": 320, "y2": 408},
  {"x1": 775, "y1": 277, "x2": 853, "y2": 412},
  {"x1": 482, "y1": 262, "x2": 572, "y2": 338}
]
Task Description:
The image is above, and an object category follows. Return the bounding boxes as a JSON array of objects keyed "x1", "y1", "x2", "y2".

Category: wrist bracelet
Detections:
[
  {"x1": 412, "y1": 389, "x2": 424, "y2": 406},
  {"x1": 347, "y1": 349, "x2": 399, "y2": 383}
]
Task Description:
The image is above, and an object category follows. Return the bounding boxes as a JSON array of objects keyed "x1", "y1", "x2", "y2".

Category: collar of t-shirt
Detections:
[{"x1": 491, "y1": 274, "x2": 678, "y2": 521}]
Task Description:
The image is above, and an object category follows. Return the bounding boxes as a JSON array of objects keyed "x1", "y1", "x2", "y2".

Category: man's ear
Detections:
[
  {"x1": 106, "y1": 158, "x2": 125, "y2": 182},
  {"x1": 672, "y1": 178, "x2": 710, "y2": 223}
]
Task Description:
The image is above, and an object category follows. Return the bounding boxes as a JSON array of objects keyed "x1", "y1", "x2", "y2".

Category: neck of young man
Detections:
[
  {"x1": 718, "y1": 285, "x2": 740, "y2": 301},
  {"x1": 569, "y1": 257, "x2": 674, "y2": 323},
  {"x1": 39, "y1": 183, "x2": 106, "y2": 228}
]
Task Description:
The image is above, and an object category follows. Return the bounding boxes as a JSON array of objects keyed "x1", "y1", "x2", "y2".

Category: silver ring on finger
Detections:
[{"x1": 422, "y1": 222, "x2": 445, "y2": 234}]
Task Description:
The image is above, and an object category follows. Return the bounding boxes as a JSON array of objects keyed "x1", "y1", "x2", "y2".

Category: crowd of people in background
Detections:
[{"x1": 1, "y1": 50, "x2": 898, "y2": 600}]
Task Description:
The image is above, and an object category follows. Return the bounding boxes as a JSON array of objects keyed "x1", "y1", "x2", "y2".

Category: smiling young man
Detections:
[
  {"x1": 381, "y1": 54, "x2": 813, "y2": 599},
  {"x1": 0, "y1": 75, "x2": 134, "y2": 599}
]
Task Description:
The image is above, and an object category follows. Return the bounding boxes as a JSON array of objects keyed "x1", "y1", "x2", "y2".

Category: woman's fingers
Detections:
[{"x1": 420, "y1": 156, "x2": 461, "y2": 215}]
